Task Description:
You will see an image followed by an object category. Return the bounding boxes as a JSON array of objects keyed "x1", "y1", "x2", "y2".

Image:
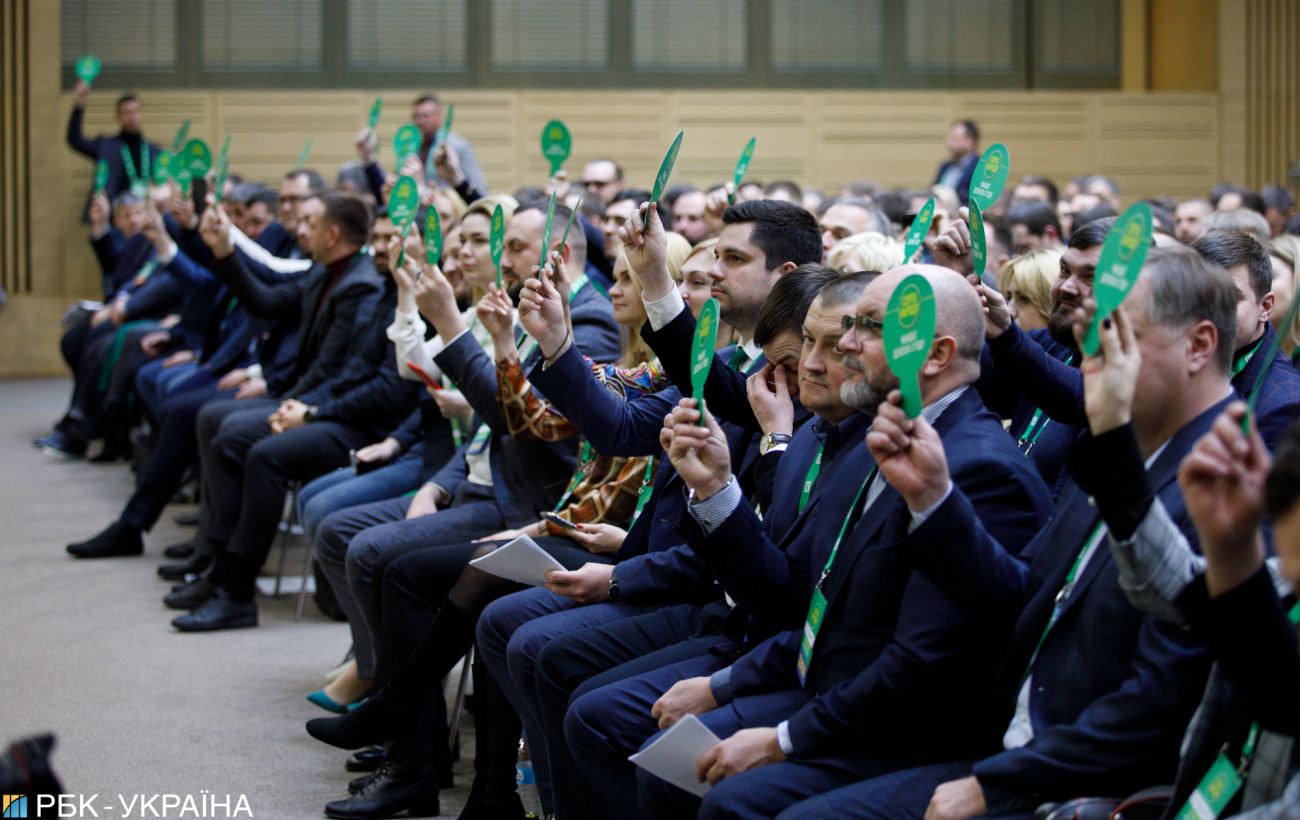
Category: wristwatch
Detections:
[
  {"x1": 759, "y1": 432, "x2": 792, "y2": 455},
  {"x1": 606, "y1": 570, "x2": 622, "y2": 601}
]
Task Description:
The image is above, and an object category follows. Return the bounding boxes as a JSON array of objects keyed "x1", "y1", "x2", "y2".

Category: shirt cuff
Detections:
[
  {"x1": 687, "y1": 477, "x2": 741, "y2": 535},
  {"x1": 246, "y1": 364, "x2": 263, "y2": 381},
  {"x1": 709, "y1": 667, "x2": 735, "y2": 705},
  {"x1": 643, "y1": 288, "x2": 687, "y2": 331},
  {"x1": 776, "y1": 721, "x2": 795, "y2": 756},
  {"x1": 157, "y1": 240, "x2": 178, "y2": 266},
  {"x1": 908, "y1": 481, "x2": 952, "y2": 532}
]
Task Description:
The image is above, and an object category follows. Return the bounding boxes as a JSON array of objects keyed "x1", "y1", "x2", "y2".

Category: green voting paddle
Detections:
[
  {"x1": 435, "y1": 104, "x2": 455, "y2": 151},
  {"x1": 538, "y1": 192, "x2": 558, "y2": 275},
  {"x1": 424, "y1": 207, "x2": 444, "y2": 266},
  {"x1": 902, "y1": 198, "x2": 936, "y2": 263},
  {"x1": 214, "y1": 159, "x2": 229, "y2": 204},
  {"x1": 969, "y1": 143, "x2": 1011, "y2": 214},
  {"x1": 541, "y1": 120, "x2": 572, "y2": 176},
  {"x1": 651, "y1": 131, "x2": 685, "y2": 205},
  {"x1": 387, "y1": 175, "x2": 420, "y2": 227},
  {"x1": 298, "y1": 139, "x2": 313, "y2": 168},
  {"x1": 557, "y1": 192, "x2": 584, "y2": 249},
  {"x1": 75, "y1": 54, "x2": 101, "y2": 86},
  {"x1": 691, "y1": 298, "x2": 721, "y2": 424},
  {"x1": 368, "y1": 97, "x2": 383, "y2": 130},
  {"x1": 152, "y1": 150, "x2": 172, "y2": 185},
  {"x1": 393, "y1": 124, "x2": 422, "y2": 162},
  {"x1": 969, "y1": 201, "x2": 987, "y2": 277},
  {"x1": 94, "y1": 159, "x2": 109, "y2": 193},
  {"x1": 883, "y1": 274, "x2": 938, "y2": 418},
  {"x1": 728, "y1": 137, "x2": 757, "y2": 205},
  {"x1": 182, "y1": 139, "x2": 212, "y2": 178},
  {"x1": 172, "y1": 120, "x2": 190, "y2": 153},
  {"x1": 490, "y1": 204, "x2": 505, "y2": 288},
  {"x1": 1082, "y1": 202, "x2": 1153, "y2": 357}
]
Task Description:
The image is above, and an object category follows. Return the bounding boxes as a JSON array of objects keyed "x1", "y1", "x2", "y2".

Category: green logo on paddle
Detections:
[
  {"x1": 969, "y1": 143, "x2": 1011, "y2": 213},
  {"x1": 541, "y1": 120, "x2": 572, "y2": 176},
  {"x1": 691, "y1": 298, "x2": 721, "y2": 424},
  {"x1": 387, "y1": 175, "x2": 420, "y2": 228},
  {"x1": 1082, "y1": 202, "x2": 1153, "y2": 356},
  {"x1": 75, "y1": 54, "x2": 101, "y2": 85},
  {"x1": 883, "y1": 275, "x2": 937, "y2": 418}
]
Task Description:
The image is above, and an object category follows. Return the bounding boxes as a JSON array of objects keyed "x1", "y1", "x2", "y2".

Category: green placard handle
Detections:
[
  {"x1": 490, "y1": 204, "x2": 505, "y2": 288},
  {"x1": 298, "y1": 138, "x2": 313, "y2": 168},
  {"x1": 902, "y1": 198, "x2": 936, "y2": 263},
  {"x1": 729, "y1": 137, "x2": 756, "y2": 206},
  {"x1": 172, "y1": 120, "x2": 190, "y2": 153},
  {"x1": 368, "y1": 97, "x2": 383, "y2": 130},
  {"x1": 94, "y1": 159, "x2": 109, "y2": 193},
  {"x1": 969, "y1": 201, "x2": 987, "y2": 277},
  {"x1": 691, "y1": 298, "x2": 721, "y2": 424}
]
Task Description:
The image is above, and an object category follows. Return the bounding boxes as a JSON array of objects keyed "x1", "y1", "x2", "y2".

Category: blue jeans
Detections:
[{"x1": 298, "y1": 447, "x2": 424, "y2": 543}]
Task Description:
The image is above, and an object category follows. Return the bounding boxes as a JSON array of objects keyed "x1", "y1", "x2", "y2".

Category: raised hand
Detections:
[
  {"x1": 431, "y1": 388, "x2": 472, "y2": 425},
  {"x1": 616, "y1": 202, "x2": 673, "y2": 300},
  {"x1": 354, "y1": 127, "x2": 377, "y2": 163},
  {"x1": 433, "y1": 143, "x2": 464, "y2": 186},
  {"x1": 664, "y1": 399, "x2": 733, "y2": 500},
  {"x1": 73, "y1": 80, "x2": 90, "y2": 107},
  {"x1": 517, "y1": 268, "x2": 570, "y2": 359},
  {"x1": 867, "y1": 392, "x2": 951, "y2": 513},
  {"x1": 746, "y1": 363, "x2": 795, "y2": 436},
  {"x1": 931, "y1": 212, "x2": 975, "y2": 277},
  {"x1": 199, "y1": 205, "x2": 234, "y2": 260},
  {"x1": 969, "y1": 273, "x2": 1012, "y2": 339},
  {"x1": 412, "y1": 261, "x2": 464, "y2": 339},
  {"x1": 704, "y1": 184, "x2": 731, "y2": 237},
  {"x1": 88, "y1": 192, "x2": 111, "y2": 235},
  {"x1": 475, "y1": 286, "x2": 517, "y2": 358},
  {"x1": 1178, "y1": 402, "x2": 1271, "y2": 597},
  {"x1": 1072, "y1": 300, "x2": 1140, "y2": 437}
]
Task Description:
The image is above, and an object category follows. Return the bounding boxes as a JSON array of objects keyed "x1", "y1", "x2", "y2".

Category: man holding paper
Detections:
[{"x1": 634, "y1": 265, "x2": 1052, "y2": 820}]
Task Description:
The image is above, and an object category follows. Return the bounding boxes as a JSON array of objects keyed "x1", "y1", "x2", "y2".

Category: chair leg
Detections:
[
  {"x1": 272, "y1": 482, "x2": 301, "y2": 598},
  {"x1": 295, "y1": 539, "x2": 316, "y2": 621},
  {"x1": 448, "y1": 646, "x2": 474, "y2": 754}
]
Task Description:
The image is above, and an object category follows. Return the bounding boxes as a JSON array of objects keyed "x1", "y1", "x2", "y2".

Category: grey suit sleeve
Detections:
[{"x1": 1106, "y1": 499, "x2": 1204, "y2": 626}]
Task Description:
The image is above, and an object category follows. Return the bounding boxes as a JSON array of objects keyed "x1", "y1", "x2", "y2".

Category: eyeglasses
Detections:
[{"x1": 841, "y1": 314, "x2": 884, "y2": 336}]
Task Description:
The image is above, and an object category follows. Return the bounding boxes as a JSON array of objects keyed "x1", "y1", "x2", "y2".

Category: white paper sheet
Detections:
[
  {"x1": 628, "y1": 714, "x2": 721, "y2": 798},
  {"x1": 467, "y1": 535, "x2": 566, "y2": 586}
]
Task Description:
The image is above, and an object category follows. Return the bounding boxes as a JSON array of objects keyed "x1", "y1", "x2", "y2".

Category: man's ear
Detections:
[
  {"x1": 1185, "y1": 320, "x2": 1220, "y2": 376},
  {"x1": 1044, "y1": 225, "x2": 1060, "y2": 243},
  {"x1": 921, "y1": 336, "x2": 959, "y2": 377},
  {"x1": 775, "y1": 261, "x2": 798, "y2": 276},
  {"x1": 1260, "y1": 291, "x2": 1275, "y2": 325}
]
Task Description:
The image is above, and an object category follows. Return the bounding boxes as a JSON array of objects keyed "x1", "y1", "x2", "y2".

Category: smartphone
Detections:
[
  {"x1": 542, "y1": 511, "x2": 578, "y2": 530},
  {"x1": 192, "y1": 178, "x2": 208, "y2": 220},
  {"x1": 406, "y1": 360, "x2": 442, "y2": 391}
]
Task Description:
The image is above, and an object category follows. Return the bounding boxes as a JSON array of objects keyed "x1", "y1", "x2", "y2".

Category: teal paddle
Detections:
[
  {"x1": 691, "y1": 298, "x2": 721, "y2": 424},
  {"x1": 883, "y1": 274, "x2": 938, "y2": 418},
  {"x1": 1082, "y1": 202, "x2": 1154, "y2": 356}
]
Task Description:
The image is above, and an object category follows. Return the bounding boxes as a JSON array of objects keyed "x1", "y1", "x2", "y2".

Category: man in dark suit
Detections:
[
  {"x1": 66, "y1": 85, "x2": 160, "y2": 212},
  {"x1": 166, "y1": 191, "x2": 398, "y2": 631},
  {"x1": 776, "y1": 246, "x2": 1240, "y2": 820},
  {"x1": 633, "y1": 265, "x2": 1052, "y2": 820},
  {"x1": 933, "y1": 120, "x2": 980, "y2": 205},
  {"x1": 1190, "y1": 230, "x2": 1300, "y2": 449}
]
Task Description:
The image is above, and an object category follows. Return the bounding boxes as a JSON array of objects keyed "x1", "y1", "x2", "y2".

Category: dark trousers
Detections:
[
  {"x1": 772, "y1": 761, "x2": 986, "y2": 820},
  {"x1": 536, "y1": 604, "x2": 733, "y2": 820},
  {"x1": 121, "y1": 382, "x2": 233, "y2": 531},
  {"x1": 196, "y1": 398, "x2": 372, "y2": 589}
]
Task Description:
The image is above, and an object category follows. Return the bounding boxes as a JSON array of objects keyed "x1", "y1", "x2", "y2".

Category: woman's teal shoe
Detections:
[{"x1": 306, "y1": 690, "x2": 349, "y2": 714}]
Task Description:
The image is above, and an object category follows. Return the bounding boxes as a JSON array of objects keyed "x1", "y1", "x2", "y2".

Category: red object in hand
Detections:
[{"x1": 406, "y1": 361, "x2": 442, "y2": 391}]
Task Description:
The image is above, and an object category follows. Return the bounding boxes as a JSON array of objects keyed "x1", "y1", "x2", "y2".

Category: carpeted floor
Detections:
[{"x1": 0, "y1": 378, "x2": 525, "y2": 819}]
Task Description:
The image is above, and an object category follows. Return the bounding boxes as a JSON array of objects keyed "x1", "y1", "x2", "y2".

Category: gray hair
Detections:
[
  {"x1": 1140, "y1": 247, "x2": 1238, "y2": 374},
  {"x1": 1204, "y1": 209, "x2": 1272, "y2": 246}
]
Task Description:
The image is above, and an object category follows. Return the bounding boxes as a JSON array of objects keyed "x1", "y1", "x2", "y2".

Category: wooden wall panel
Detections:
[{"x1": 1244, "y1": 0, "x2": 1300, "y2": 188}]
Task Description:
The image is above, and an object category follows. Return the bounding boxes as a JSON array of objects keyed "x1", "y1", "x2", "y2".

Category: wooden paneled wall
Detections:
[
  {"x1": 59, "y1": 87, "x2": 1222, "y2": 297},
  {"x1": 1, "y1": 0, "x2": 32, "y2": 297},
  {"x1": 1244, "y1": 0, "x2": 1300, "y2": 187}
]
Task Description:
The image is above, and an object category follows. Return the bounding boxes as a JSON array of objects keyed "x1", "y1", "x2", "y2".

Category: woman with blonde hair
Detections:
[
  {"x1": 612, "y1": 232, "x2": 692, "y2": 367},
  {"x1": 826, "y1": 231, "x2": 904, "y2": 273},
  {"x1": 1268, "y1": 235, "x2": 1300, "y2": 358},
  {"x1": 998, "y1": 249, "x2": 1061, "y2": 332}
]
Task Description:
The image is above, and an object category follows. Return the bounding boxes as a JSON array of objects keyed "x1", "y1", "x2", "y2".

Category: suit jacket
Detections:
[
  {"x1": 427, "y1": 286, "x2": 620, "y2": 527},
  {"x1": 66, "y1": 107, "x2": 162, "y2": 217},
  {"x1": 906, "y1": 398, "x2": 1231, "y2": 812},
  {"x1": 642, "y1": 308, "x2": 764, "y2": 432},
  {"x1": 1233, "y1": 324, "x2": 1300, "y2": 450},
  {"x1": 93, "y1": 231, "x2": 155, "y2": 300},
  {"x1": 682, "y1": 412, "x2": 874, "y2": 636},
  {"x1": 724, "y1": 387, "x2": 1053, "y2": 761},
  {"x1": 934, "y1": 152, "x2": 978, "y2": 204},
  {"x1": 210, "y1": 250, "x2": 383, "y2": 399}
]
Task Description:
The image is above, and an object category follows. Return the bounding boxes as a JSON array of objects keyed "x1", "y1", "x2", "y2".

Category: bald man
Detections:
[{"x1": 634, "y1": 266, "x2": 1053, "y2": 820}]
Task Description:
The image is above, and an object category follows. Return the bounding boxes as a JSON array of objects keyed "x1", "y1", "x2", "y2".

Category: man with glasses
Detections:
[{"x1": 580, "y1": 158, "x2": 627, "y2": 206}]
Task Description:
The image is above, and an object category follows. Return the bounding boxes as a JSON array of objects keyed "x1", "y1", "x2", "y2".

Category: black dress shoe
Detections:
[
  {"x1": 163, "y1": 539, "x2": 196, "y2": 559},
  {"x1": 158, "y1": 552, "x2": 211, "y2": 581},
  {"x1": 349, "y1": 764, "x2": 453, "y2": 792},
  {"x1": 456, "y1": 789, "x2": 526, "y2": 820},
  {"x1": 172, "y1": 511, "x2": 200, "y2": 527},
  {"x1": 41, "y1": 431, "x2": 87, "y2": 459},
  {"x1": 171, "y1": 590, "x2": 257, "y2": 632},
  {"x1": 164, "y1": 577, "x2": 217, "y2": 610},
  {"x1": 307, "y1": 695, "x2": 416, "y2": 750},
  {"x1": 324, "y1": 759, "x2": 439, "y2": 819},
  {"x1": 346, "y1": 746, "x2": 387, "y2": 773},
  {"x1": 67, "y1": 520, "x2": 143, "y2": 559}
]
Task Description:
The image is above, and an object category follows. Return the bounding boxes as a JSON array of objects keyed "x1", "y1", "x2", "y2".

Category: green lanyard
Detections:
[
  {"x1": 553, "y1": 440, "x2": 594, "y2": 512},
  {"x1": 630, "y1": 458, "x2": 656, "y2": 525},
  {"x1": 1019, "y1": 520, "x2": 1105, "y2": 685},
  {"x1": 798, "y1": 443, "x2": 825, "y2": 515},
  {"x1": 797, "y1": 468, "x2": 876, "y2": 685},
  {"x1": 1176, "y1": 600, "x2": 1300, "y2": 820},
  {"x1": 728, "y1": 346, "x2": 750, "y2": 370},
  {"x1": 120, "y1": 143, "x2": 150, "y2": 192},
  {"x1": 516, "y1": 274, "x2": 588, "y2": 363},
  {"x1": 1231, "y1": 341, "x2": 1261, "y2": 378},
  {"x1": 466, "y1": 423, "x2": 491, "y2": 454},
  {"x1": 1018, "y1": 354, "x2": 1073, "y2": 456}
]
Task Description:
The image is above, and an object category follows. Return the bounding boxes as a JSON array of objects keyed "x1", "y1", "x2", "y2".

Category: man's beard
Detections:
[
  {"x1": 1047, "y1": 301, "x2": 1079, "y2": 348},
  {"x1": 840, "y1": 355, "x2": 896, "y2": 416}
]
